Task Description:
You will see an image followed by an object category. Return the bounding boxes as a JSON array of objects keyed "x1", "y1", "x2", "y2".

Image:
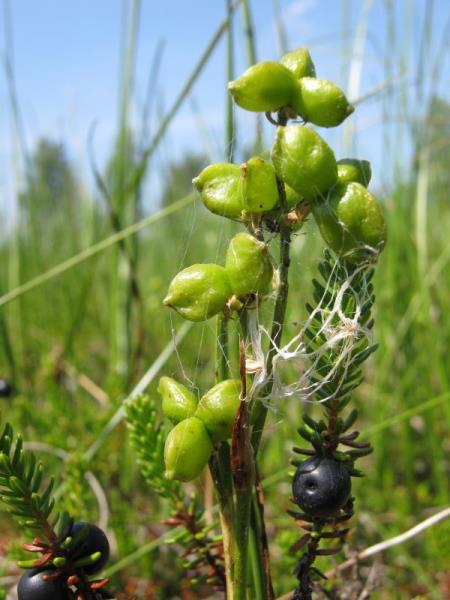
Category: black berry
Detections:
[
  {"x1": 17, "y1": 569, "x2": 67, "y2": 600},
  {"x1": 0, "y1": 379, "x2": 12, "y2": 398},
  {"x1": 70, "y1": 522, "x2": 110, "y2": 574},
  {"x1": 292, "y1": 456, "x2": 351, "y2": 518}
]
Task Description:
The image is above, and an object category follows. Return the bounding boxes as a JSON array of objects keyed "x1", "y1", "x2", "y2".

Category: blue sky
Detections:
[{"x1": 1, "y1": 0, "x2": 449, "y2": 219}]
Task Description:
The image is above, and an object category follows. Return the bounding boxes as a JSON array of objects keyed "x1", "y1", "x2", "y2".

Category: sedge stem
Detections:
[{"x1": 251, "y1": 177, "x2": 293, "y2": 454}]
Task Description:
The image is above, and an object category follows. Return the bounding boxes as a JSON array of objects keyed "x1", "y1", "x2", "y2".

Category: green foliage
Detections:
[
  {"x1": 19, "y1": 139, "x2": 80, "y2": 222},
  {"x1": 161, "y1": 153, "x2": 207, "y2": 208},
  {"x1": 0, "y1": 414, "x2": 58, "y2": 541},
  {"x1": 0, "y1": 4, "x2": 449, "y2": 598},
  {"x1": 125, "y1": 394, "x2": 181, "y2": 500},
  {"x1": 303, "y1": 250, "x2": 376, "y2": 410},
  {"x1": 61, "y1": 452, "x2": 92, "y2": 520}
]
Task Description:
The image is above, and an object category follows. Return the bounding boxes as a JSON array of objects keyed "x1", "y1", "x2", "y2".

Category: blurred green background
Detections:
[{"x1": 0, "y1": 1, "x2": 449, "y2": 598}]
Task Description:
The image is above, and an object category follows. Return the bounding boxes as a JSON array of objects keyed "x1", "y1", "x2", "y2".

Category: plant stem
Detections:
[
  {"x1": 210, "y1": 448, "x2": 235, "y2": 599},
  {"x1": 230, "y1": 342, "x2": 255, "y2": 599},
  {"x1": 233, "y1": 488, "x2": 252, "y2": 599},
  {"x1": 253, "y1": 473, "x2": 274, "y2": 598},
  {"x1": 251, "y1": 178, "x2": 292, "y2": 454},
  {"x1": 212, "y1": 314, "x2": 234, "y2": 597},
  {"x1": 249, "y1": 499, "x2": 267, "y2": 600}
]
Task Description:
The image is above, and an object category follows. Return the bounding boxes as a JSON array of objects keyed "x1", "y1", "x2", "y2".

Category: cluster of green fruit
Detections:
[
  {"x1": 159, "y1": 376, "x2": 243, "y2": 481},
  {"x1": 164, "y1": 47, "x2": 386, "y2": 327},
  {"x1": 17, "y1": 522, "x2": 111, "y2": 600},
  {"x1": 162, "y1": 47, "x2": 387, "y2": 486}
]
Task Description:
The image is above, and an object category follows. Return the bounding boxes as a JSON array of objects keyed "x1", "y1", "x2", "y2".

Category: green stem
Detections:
[
  {"x1": 249, "y1": 499, "x2": 267, "y2": 600},
  {"x1": 233, "y1": 488, "x2": 252, "y2": 599},
  {"x1": 253, "y1": 474, "x2": 274, "y2": 598},
  {"x1": 251, "y1": 178, "x2": 292, "y2": 454},
  {"x1": 209, "y1": 449, "x2": 235, "y2": 598},
  {"x1": 212, "y1": 314, "x2": 234, "y2": 597},
  {"x1": 225, "y1": 0, "x2": 235, "y2": 162}
]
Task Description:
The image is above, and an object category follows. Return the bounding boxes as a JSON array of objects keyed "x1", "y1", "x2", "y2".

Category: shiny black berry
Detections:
[
  {"x1": 17, "y1": 569, "x2": 67, "y2": 600},
  {"x1": 292, "y1": 456, "x2": 351, "y2": 518},
  {"x1": 0, "y1": 379, "x2": 12, "y2": 398},
  {"x1": 70, "y1": 522, "x2": 110, "y2": 574}
]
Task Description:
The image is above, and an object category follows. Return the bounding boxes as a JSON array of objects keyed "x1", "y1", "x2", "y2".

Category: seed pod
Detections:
[
  {"x1": 240, "y1": 157, "x2": 279, "y2": 213},
  {"x1": 193, "y1": 163, "x2": 243, "y2": 219},
  {"x1": 296, "y1": 78, "x2": 354, "y2": 128},
  {"x1": 292, "y1": 456, "x2": 351, "y2": 518},
  {"x1": 164, "y1": 417, "x2": 213, "y2": 481},
  {"x1": 225, "y1": 233, "x2": 273, "y2": 298},
  {"x1": 280, "y1": 47, "x2": 316, "y2": 78},
  {"x1": 158, "y1": 376, "x2": 198, "y2": 423},
  {"x1": 164, "y1": 264, "x2": 232, "y2": 322},
  {"x1": 228, "y1": 61, "x2": 301, "y2": 113},
  {"x1": 312, "y1": 182, "x2": 387, "y2": 262},
  {"x1": 337, "y1": 158, "x2": 372, "y2": 187},
  {"x1": 272, "y1": 125, "x2": 338, "y2": 199},
  {"x1": 195, "y1": 379, "x2": 241, "y2": 442}
]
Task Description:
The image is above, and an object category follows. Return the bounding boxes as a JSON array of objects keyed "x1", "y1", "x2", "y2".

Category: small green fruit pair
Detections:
[
  {"x1": 312, "y1": 182, "x2": 386, "y2": 262},
  {"x1": 161, "y1": 378, "x2": 242, "y2": 481},
  {"x1": 164, "y1": 233, "x2": 273, "y2": 321},
  {"x1": 228, "y1": 47, "x2": 353, "y2": 128},
  {"x1": 281, "y1": 49, "x2": 354, "y2": 127},
  {"x1": 193, "y1": 157, "x2": 279, "y2": 218}
]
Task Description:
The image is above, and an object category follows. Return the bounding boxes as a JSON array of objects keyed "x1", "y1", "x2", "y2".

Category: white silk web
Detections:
[{"x1": 243, "y1": 256, "x2": 374, "y2": 408}]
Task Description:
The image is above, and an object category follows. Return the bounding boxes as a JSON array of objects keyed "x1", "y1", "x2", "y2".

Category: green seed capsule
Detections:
[
  {"x1": 228, "y1": 61, "x2": 300, "y2": 113},
  {"x1": 163, "y1": 264, "x2": 232, "y2": 321},
  {"x1": 280, "y1": 47, "x2": 316, "y2": 78},
  {"x1": 195, "y1": 379, "x2": 241, "y2": 442},
  {"x1": 296, "y1": 78, "x2": 354, "y2": 128},
  {"x1": 193, "y1": 163, "x2": 243, "y2": 219},
  {"x1": 240, "y1": 157, "x2": 279, "y2": 213},
  {"x1": 312, "y1": 182, "x2": 387, "y2": 262},
  {"x1": 225, "y1": 233, "x2": 273, "y2": 298},
  {"x1": 164, "y1": 417, "x2": 213, "y2": 481},
  {"x1": 337, "y1": 159, "x2": 372, "y2": 187},
  {"x1": 158, "y1": 376, "x2": 198, "y2": 424},
  {"x1": 272, "y1": 125, "x2": 338, "y2": 199}
]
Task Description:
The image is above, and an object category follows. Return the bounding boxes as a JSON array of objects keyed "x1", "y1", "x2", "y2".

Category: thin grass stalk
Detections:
[
  {"x1": 3, "y1": 0, "x2": 28, "y2": 381},
  {"x1": 241, "y1": 0, "x2": 263, "y2": 153},
  {"x1": 0, "y1": 193, "x2": 195, "y2": 309},
  {"x1": 342, "y1": 0, "x2": 373, "y2": 155},
  {"x1": 225, "y1": 0, "x2": 236, "y2": 162},
  {"x1": 272, "y1": 0, "x2": 288, "y2": 55},
  {"x1": 109, "y1": 0, "x2": 141, "y2": 384},
  {"x1": 129, "y1": 0, "x2": 243, "y2": 192}
]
